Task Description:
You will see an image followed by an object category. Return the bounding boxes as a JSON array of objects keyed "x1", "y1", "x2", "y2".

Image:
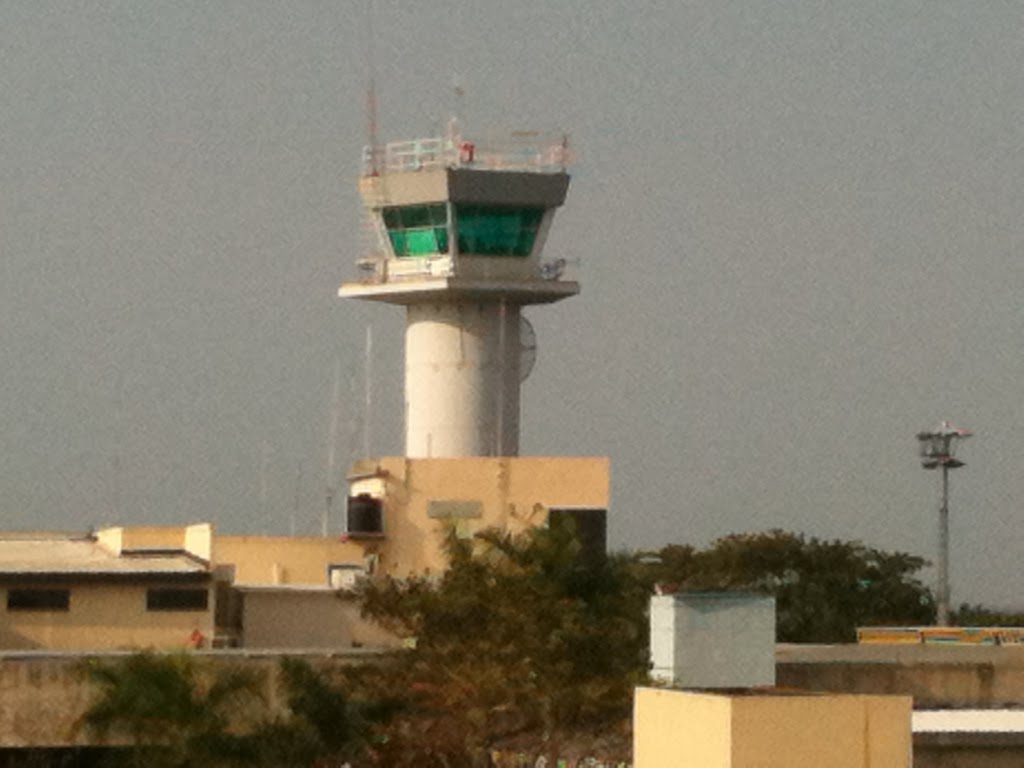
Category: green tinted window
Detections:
[
  {"x1": 381, "y1": 204, "x2": 449, "y2": 257},
  {"x1": 455, "y1": 206, "x2": 544, "y2": 256}
]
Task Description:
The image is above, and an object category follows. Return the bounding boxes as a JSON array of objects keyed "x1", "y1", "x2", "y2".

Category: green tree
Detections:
[
  {"x1": 79, "y1": 653, "x2": 373, "y2": 767},
  {"x1": 639, "y1": 530, "x2": 935, "y2": 642},
  {"x1": 953, "y1": 603, "x2": 1024, "y2": 627},
  {"x1": 352, "y1": 520, "x2": 649, "y2": 766},
  {"x1": 78, "y1": 652, "x2": 265, "y2": 768}
]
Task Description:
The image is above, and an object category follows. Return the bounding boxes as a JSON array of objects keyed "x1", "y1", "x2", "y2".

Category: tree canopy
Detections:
[
  {"x1": 76, "y1": 527, "x2": 939, "y2": 765},
  {"x1": 350, "y1": 521, "x2": 649, "y2": 766},
  {"x1": 78, "y1": 653, "x2": 375, "y2": 767},
  {"x1": 637, "y1": 530, "x2": 935, "y2": 642}
]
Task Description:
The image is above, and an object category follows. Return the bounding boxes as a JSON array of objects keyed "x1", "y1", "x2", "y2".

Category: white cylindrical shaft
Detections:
[{"x1": 405, "y1": 302, "x2": 521, "y2": 457}]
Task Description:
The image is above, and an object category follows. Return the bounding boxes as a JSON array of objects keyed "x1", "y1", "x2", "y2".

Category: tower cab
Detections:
[{"x1": 341, "y1": 130, "x2": 578, "y2": 306}]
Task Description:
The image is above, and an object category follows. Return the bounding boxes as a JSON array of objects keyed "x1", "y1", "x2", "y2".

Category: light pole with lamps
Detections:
[{"x1": 916, "y1": 420, "x2": 972, "y2": 627}]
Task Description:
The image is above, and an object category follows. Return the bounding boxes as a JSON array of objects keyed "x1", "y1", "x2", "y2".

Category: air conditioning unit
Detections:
[{"x1": 328, "y1": 564, "x2": 365, "y2": 590}]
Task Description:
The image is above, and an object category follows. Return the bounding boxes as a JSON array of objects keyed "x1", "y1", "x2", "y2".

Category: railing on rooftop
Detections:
[{"x1": 362, "y1": 131, "x2": 571, "y2": 176}]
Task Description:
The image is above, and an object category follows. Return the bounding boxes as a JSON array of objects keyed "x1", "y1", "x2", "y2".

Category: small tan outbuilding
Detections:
[{"x1": 633, "y1": 687, "x2": 912, "y2": 768}]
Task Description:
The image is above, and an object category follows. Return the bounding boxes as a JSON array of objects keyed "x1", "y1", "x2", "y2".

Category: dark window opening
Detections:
[
  {"x1": 347, "y1": 494, "x2": 384, "y2": 536},
  {"x1": 548, "y1": 508, "x2": 608, "y2": 568},
  {"x1": 146, "y1": 588, "x2": 209, "y2": 612},
  {"x1": 8, "y1": 588, "x2": 70, "y2": 611}
]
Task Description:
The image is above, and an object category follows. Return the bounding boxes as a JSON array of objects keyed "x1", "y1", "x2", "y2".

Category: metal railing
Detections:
[
  {"x1": 362, "y1": 131, "x2": 571, "y2": 176},
  {"x1": 355, "y1": 255, "x2": 456, "y2": 284},
  {"x1": 351, "y1": 255, "x2": 576, "y2": 286}
]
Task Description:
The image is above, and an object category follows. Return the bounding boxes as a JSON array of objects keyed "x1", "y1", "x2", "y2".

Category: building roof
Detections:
[
  {"x1": 0, "y1": 539, "x2": 208, "y2": 577},
  {"x1": 914, "y1": 709, "x2": 1024, "y2": 733}
]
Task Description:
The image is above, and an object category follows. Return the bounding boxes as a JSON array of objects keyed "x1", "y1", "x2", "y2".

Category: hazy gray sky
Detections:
[{"x1": 2, "y1": 2, "x2": 1022, "y2": 605}]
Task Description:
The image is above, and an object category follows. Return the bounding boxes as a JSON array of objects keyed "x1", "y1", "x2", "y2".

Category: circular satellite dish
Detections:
[{"x1": 519, "y1": 316, "x2": 537, "y2": 382}]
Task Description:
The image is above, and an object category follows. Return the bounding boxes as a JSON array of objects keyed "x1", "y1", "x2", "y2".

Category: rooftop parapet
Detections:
[{"x1": 361, "y1": 131, "x2": 572, "y2": 177}]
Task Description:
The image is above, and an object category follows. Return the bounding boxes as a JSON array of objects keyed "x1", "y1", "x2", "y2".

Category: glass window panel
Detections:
[
  {"x1": 428, "y1": 204, "x2": 448, "y2": 226},
  {"x1": 517, "y1": 228, "x2": 537, "y2": 256},
  {"x1": 405, "y1": 229, "x2": 439, "y2": 256},
  {"x1": 400, "y1": 206, "x2": 431, "y2": 228},
  {"x1": 382, "y1": 205, "x2": 449, "y2": 257},
  {"x1": 388, "y1": 230, "x2": 408, "y2": 256},
  {"x1": 434, "y1": 227, "x2": 449, "y2": 254},
  {"x1": 455, "y1": 206, "x2": 543, "y2": 256}
]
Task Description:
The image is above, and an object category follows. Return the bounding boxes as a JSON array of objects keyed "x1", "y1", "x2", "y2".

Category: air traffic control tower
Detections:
[
  {"x1": 337, "y1": 130, "x2": 607, "y2": 576},
  {"x1": 339, "y1": 130, "x2": 577, "y2": 458}
]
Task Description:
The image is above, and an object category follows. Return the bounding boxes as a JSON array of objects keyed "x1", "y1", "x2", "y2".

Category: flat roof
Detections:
[
  {"x1": 0, "y1": 539, "x2": 207, "y2": 577},
  {"x1": 914, "y1": 709, "x2": 1024, "y2": 733}
]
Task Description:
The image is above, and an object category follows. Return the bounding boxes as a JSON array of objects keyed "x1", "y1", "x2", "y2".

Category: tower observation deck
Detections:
[{"x1": 339, "y1": 130, "x2": 578, "y2": 458}]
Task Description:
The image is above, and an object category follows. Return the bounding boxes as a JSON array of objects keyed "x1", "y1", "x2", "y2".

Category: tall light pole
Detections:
[{"x1": 916, "y1": 421, "x2": 972, "y2": 626}]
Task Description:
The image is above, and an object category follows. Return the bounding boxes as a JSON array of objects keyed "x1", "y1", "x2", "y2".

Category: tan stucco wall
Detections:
[
  {"x1": 0, "y1": 582, "x2": 214, "y2": 651},
  {"x1": 95, "y1": 524, "x2": 212, "y2": 561},
  {"x1": 731, "y1": 694, "x2": 911, "y2": 767},
  {"x1": 356, "y1": 456, "x2": 610, "y2": 576},
  {"x1": 240, "y1": 591, "x2": 399, "y2": 650},
  {"x1": 633, "y1": 688, "x2": 732, "y2": 768},
  {"x1": 215, "y1": 536, "x2": 366, "y2": 586},
  {"x1": 633, "y1": 688, "x2": 911, "y2": 768}
]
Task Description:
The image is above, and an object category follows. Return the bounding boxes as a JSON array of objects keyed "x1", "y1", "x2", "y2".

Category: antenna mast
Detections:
[
  {"x1": 363, "y1": 326, "x2": 373, "y2": 458},
  {"x1": 324, "y1": 358, "x2": 342, "y2": 537},
  {"x1": 365, "y1": 0, "x2": 380, "y2": 175}
]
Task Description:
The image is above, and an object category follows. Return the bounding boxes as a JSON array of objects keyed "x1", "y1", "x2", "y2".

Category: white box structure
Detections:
[{"x1": 650, "y1": 593, "x2": 776, "y2": 689}]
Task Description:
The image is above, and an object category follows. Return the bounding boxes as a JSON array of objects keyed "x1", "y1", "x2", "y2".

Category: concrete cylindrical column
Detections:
[{"x1": 405, "y1": 302, "x2": 521, "y2": 457}]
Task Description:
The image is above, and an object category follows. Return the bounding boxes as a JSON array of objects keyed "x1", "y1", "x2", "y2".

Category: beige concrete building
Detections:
[
  {"x1": 346, "y1": 455, "x2": 609, "y2": 577},
  {"x1": 633, "y1": 687, "x2": 913, "y2": 768},
  {"x1": 0, "y1": 522, "x2": 373, "y2": 651},
  {"x1": 0, "y1": 454, "x2": 607, "y2": 651},
  {"x1": 0, "y1": 525, "x2": 214, "y2": 651}
]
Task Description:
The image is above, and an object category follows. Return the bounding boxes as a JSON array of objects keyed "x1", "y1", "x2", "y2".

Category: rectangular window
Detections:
[
  {"x1": 455, "y1": 205, "x2": 544, "y2": 256},
  {"x1": 382, "y1": 204, "x2": 450, "y2": 257},
  {"x1": 7, "y1": 588, "x2": 70, "y2": 611},
  {"x1": 146, "y1": 588, "x2": 209, "y2": 612}
]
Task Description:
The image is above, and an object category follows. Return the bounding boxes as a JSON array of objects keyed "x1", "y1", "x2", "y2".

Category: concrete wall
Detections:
[
  {"x1": 0, "y1": 651, "x2": 380, "y2": 748},
  {"x1": 359, "y1": 168, "x2": 447, "y2": 207},
  {"x1": 731, "y1": 694, "x2": 911, "y2": 767},
  {"x1": 0, "y1": 582, "x2": 213, "y2": 651},
  {"x1": 633, "y1": 688, "x2": 732, "y2": 767},
  {"x1": 215, "y1": 536, "x2": 366, "y2": 586},
  {"x1": 239, "y1": 591, "x2": 398, "y2": 650},
  {"x1": 634, "y1": 687, "x2": 911, "y2": 768},
  {"x1": 404, "y1": 302, "x2": 523, "y2": 457},
  {"x1": 351, "y1": 456, "x2": 610, "y2": 577},
  {"x1": 95, "y1": 524, "x2": 212, "y2": 561},
  {"x1": 914, "y1": 735, "x2": 1024, "y2": 767},
  {"x1": 777, "y1": 644, "x2": 1024, "y2": 708}
]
